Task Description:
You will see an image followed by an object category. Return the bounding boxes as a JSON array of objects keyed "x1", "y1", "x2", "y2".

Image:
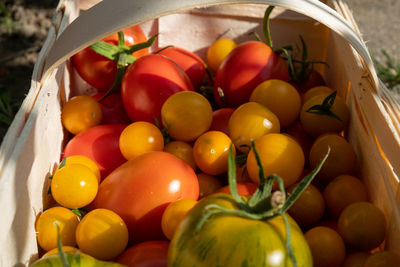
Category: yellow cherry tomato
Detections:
[
  {"x1": 75, "y1": 208, "x2": 129, "y2": 261},
  {"x1": 229, "y1": 102, "x2": 280, "y2": 153},
  {"x1": 206, "y1": 38, "x2": 237, "y2": 72},
  {"x1": 35, "y1": 206, "x2": 80, "y2": 251},
  {"x1": 250, "y1": 79, "x2": 301, "y2": 128},
  {"x1": 197, "y1": 173, "x2": 224, "y2": 198},
  {"x1": 193, "y1": 131, "x2": 235, "y2": 175},
  {"x1": 51, "y1": 164, "x2": 98, "y2": 209},
  {"x1": 300, "y1": 92, "x2": 350, "y2": 137},
  {"x1": 54, "y1": 155, "x2": 101, "y2": 183},
  {"x1": 246, "y1": 133, "x2": 304, "y2": 189},
  {"x1": 302, "y1": 86, "x2": 334, "y2": 104},
  {"x1": 164, "y1": 141, "x2": 197, "y2": 170},
  {"x1": 43, "y1": 246, "x2": 79, "y2": 257},
  {"x1": 309, "y1": 133, "x2": 357, "y2": 183},
  {"x1": 61, "y1": 95, "x2": 102, "y2": 135},
  {"x1": 161, "y1": 91, "x2": 213, "y2": 142},
  {"x1": 161, "y1": 198, "x2": 197, "y2": 240},
  {"x1": 119, "y1": 121, "x2": 164, "y2": 160}
]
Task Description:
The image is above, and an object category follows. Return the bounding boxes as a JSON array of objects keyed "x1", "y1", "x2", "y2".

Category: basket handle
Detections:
[{"x1": 41, "y1": 0, "x2": 378, "y2": 88}]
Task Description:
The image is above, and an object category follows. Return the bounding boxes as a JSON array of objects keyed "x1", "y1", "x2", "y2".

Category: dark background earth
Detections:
[{"x1": 0, "y1": 0, "x2": 399, "y2": 143}]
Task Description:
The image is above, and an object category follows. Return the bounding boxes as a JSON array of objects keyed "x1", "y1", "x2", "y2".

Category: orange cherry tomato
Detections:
[
  {"x1": 164, "y1": 141, "x2": 197, "y2": 170},
  {"x1": 229, "y1": 102, "x2": 280, "y2": 153},
  {"x1": 193, "y1": 131, "x2": 235, "y2": 175},
  {"x1": 197, "y1": 173, "x2": 224, "y2": 198},
  {"x1": 117, "y1": 241, "x2": 170, "y2": 267},
  {"x1": 206, "y1": 38, "x2": 237, "y2": 73},
  {"x1": 54, "y1": 155, "x2": 101, "y2": 183},
  {"x1": 61, "y1": 95, "x2": 102, "y2": 135},
  {"x1": 250, "y1": 79, "x2": 301, "y2": 128},
  {"x1": 119, "y1": 121, "x2": 164, "y2": 160}
]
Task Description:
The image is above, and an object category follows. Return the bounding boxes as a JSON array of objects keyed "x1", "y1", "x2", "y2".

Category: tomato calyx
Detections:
[
  {"x1": 90, "y1": 33, "x2": 157, "y2": 101},
  {"x1": 306, "y1": 91, "x2": 342, "y2": 121},
  {"x1": 194, "y1": 142, "x2": 330, "y2": 266}
]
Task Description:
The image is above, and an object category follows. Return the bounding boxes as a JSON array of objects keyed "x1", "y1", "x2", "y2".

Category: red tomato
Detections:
[
  {"x1": 72, "y1": 25, "x2": 148, "y2": 91},
  {"x1": 91, "y1": 92, "x2": 131, "y2": 124},
  {"x1": 216, "y1": 182, "x2": 258, "y2": 196},
  {"x1": 121, "y1": 54, "x2": 194, "y2": 123},
  {"x1": 116, "y1": 241, "x2": 169, "y2": 267},
  {"x1": 292, "y1": 70, "x2": 326, "y2": 93},
  {"x1": 63, "y1": 124, "x2": 127, "y2": 179},
  {"x1": 156, "y1": 46, "x2": 206, "y2": 89},
  {"x1": 214, "y1": 41, "x2": 289, "y2": 107},
  {"x1": 209, "y1": 108, "x2": 235, "y2": 135},
  {"x1": 92, "y1": 151, "x2": 199, "y2": 243}
]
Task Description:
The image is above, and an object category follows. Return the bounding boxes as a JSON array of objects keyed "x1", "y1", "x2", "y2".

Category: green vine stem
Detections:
[{"x1": 306, "y1": 91, "x2": 342, "y2": 121}]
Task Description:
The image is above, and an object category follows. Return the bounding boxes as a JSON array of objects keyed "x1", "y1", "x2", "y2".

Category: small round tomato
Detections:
[
  {"x1": 214, "y1": 41, "x2": 289, "y2": 107},
  {"x1": 117, "y1": 241, "x2": 170, "y2": 267},
  {"x1": 209, "y1": 107, "x2": 235, "y2": 135},
  {"x1": 92, "y1": 151, "x2": 199, "y2": 243},
  {"x1": 300, "y1": 92, "x2": 350, "y2": 137},
  {"x1": 161, "y1": 198, "x2": 197, "y2": 240},
  {"x1": 292, "y1": 69, "x2": 326, "y2": 93},
  {"x1": 309, "y1": 133, "x2": 357, "y2": 183},
  {"x1": 91, "y1": 92, "x2": 131, "y2": 124},
  {"x1": 323, "y1": 174, "x2": 368, "y2": 218},
  {"x1": 250, "y1": 79, "x2": 301, "y2": 128},
  {"x1": 206, "y1": 38, "x2": 237, "y2": 73},
  {"x1": 76, "y1": 208, "x2": 129, "y2": 261},
  {"x1": 35, "y1": 207, "x2": 80, "y2": 251},
  {"x1": 119, "y1": 121, "x2": 164, "y2": 160},
  {"x1": 229, "y1": 102, "x2": 280, "y2": 153},
  {"x1": 161, "y1": 91, "x2": 213, "y2": 142},
  {"x1": 156, "y1": 46, "x2": 206, "y2": 89},
  {"x1": 61, "y1": 95, "x2": 102, "y2": 135},
  {"x1": 193, "y1": 131, "x2": 235, "y2": 175},
  {"x1": 342, "y1": 252, "x2": 369, "y2": 267},
  {"x1": 304, "y1": 226, "x2": 346, "y2": 267},
  {"x1": 246, "y1": 133, "x2": 305, "y2": 189},
  {"x1": 51, "y1": 164, "x2": 99, "y2": 209},
  {"x1": 164, "y1": 141, "x2": 197, "y2": 170},
  {"x1": 197, "y1": 173, "x2": 224, "y2": 198},
  {"x1": 282, "y1": 120, "x2": 314, "y2": 164},
  {"x1": 72, "y1": 25, "x2": 148, "y2": 91},
  {"x1": 54, "y1": 155, "x2": 101, "y2": 183},
  {"x1": 63, "y1": 124, "x2": 127, "y2": 179},
  {"x1": 121, "y1": 54, "x2": 193, "y2": 123},
  {"x1": 288, "y1": 183, "x2": 325, "y2": 227},
  {"x1": 338, "y1": 201, "x2": 386, "y2": 251}
]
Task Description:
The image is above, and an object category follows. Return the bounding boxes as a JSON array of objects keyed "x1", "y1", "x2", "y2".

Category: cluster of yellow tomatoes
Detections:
[{"x1": 31, "y1": 32, "x2": 400, "y2": 267}]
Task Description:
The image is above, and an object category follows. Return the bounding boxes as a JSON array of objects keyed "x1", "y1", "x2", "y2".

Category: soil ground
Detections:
[{"x1": 0, "y1": 0, "x2": 399, "y2": 143}]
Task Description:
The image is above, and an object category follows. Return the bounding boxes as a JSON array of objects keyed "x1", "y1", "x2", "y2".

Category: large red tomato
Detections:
[
  {"x1": 214, "y1": 41, "x2": 289, "y2": 107},
  {"x1": 63, "y1": 124, "x2": 127, "y2": 179},
  {"x1": 91, "y1": 92, "x2": 131, "y2": 124},
  {"x1": 156, "y1": 46, "x2": 206, "y2": 89},
  {"x1": 72, "y1": 25, "x2": 148, "y2": 91},
  {"x1": 116, "y1": 241, "x2": 169, "y2": 267},
  {"x1": 91, "y1": 151, "x2": 199, "y2": 244},
  {"x1": 121, "y1": 54, "x2": 194, "y2": 123}
]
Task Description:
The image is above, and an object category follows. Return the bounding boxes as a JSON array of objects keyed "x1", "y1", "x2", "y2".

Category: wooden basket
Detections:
[{"x1": 1, "y1": 0, "x2": 399, "y2": 265}]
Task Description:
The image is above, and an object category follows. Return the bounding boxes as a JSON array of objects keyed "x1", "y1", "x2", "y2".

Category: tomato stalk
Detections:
[
  {"x1": 306, "y1": 91, "x2": 342, "y2": 121},
  {"x1": 89, "y1": 32, "x2": 158, "y2": 101},
  {"x1": 195, "y1": 141, "x2": 330, "y2": 266}
]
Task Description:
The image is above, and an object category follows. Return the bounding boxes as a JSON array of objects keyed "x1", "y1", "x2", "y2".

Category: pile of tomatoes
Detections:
[{"x1": 31, "y1": 14, "x2": 399, "y2": 267}]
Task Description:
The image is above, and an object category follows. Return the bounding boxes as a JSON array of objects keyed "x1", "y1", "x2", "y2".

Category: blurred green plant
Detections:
[
  {"x1": 0, "y1": 84, "x2": 21, "y2": 126},
  {"x1": 374, "y1": 50, "x2": 400, "y2": 93},
  {"x1": 0, "y1": 2, "x2": 18, "y2": 34}
]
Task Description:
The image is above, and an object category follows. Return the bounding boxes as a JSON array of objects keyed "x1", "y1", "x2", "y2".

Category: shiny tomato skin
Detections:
[
  {"x1": 92, "y1": 151, "x2": 199, "y2": 244},
  {"x1": 117, "y1": 241, "x2": 169, "y2": 267},
  {"x1": 63, "y1": 124, "x2": 127, "y2": 180},
  {"x1": 72, "y1": 26, "x2": 148, "y2": 91},
  {"x1": 121, "y1": 54, "x2": 194, "y2": 123},
  {"x1": 214, "y1": 41, "x2": 289, "y2": 107},
  {"x1": 91, "y1": 92, "x2": 131, "y2": 124},
  {"x1": 157, "y1": 46, "x2": 206, "y2": 89}
]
